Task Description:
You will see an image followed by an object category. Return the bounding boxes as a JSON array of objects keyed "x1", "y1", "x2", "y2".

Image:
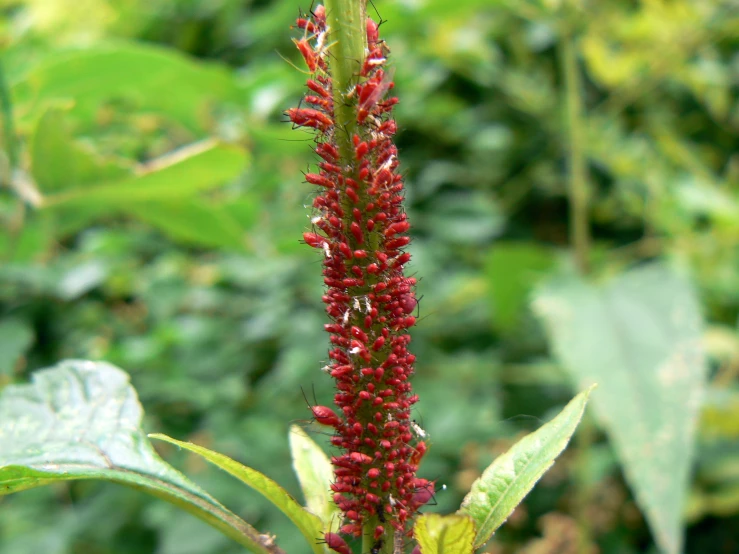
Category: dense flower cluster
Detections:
[{"x1": 287, "y1": 5, "x2": 430, "y2": 542}]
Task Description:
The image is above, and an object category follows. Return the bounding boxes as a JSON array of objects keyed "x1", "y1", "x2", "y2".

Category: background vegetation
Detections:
[{"x1": 0, "y1": 0, "x2": 737, "y2": 553}]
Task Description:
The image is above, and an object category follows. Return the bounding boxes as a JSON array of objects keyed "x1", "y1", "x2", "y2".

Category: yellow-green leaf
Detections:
[
  {"x1": 151, "y1": 433, "x2": 324, "y2": 554},
  {"x1": 42, "y1": 140, "x2": 247, "y2": 207},
  {"x1": 458, "y1": 387, "x2": 592, "y2": 549},
  {"x1": 288, "y1": 425, "x2": 340, "y2": 532},
  {"x1": 414, "y1": 513, "x2": 476, "y2": 554}
]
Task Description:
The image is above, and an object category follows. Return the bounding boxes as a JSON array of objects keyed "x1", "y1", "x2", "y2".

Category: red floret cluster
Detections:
[{"x1": 287, "y1": 5, "x2": 431, "y2": 541}]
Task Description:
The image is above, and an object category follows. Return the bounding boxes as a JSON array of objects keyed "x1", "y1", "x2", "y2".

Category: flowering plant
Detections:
[{"x1": 0, "y1": 2, "x2": 590, "y2": 553}]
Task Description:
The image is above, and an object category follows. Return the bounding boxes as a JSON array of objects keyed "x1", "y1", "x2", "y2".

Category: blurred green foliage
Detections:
[{"x1": 0, "y1": 0, "x2": 738, "y2": 553}]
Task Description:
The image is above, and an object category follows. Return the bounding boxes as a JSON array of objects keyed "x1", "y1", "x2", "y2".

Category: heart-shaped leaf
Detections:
[
  {"x1": 0, "y1": 360, "x2": 281, "y2": 554},
  {"x1": 458, "y1": 387, "x2": 592, "y2": 549},
  {"x1": 533, "y1": 264, "x2": 707, "y2": 554}
]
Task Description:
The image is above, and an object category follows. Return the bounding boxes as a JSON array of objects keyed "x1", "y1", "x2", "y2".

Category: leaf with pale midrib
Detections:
[
  {"x1": 150, "y1": 433, "x2": 325, "y2": 554},
  {"x1": 0, "y1": 360, "x2": 282, "y2": 554},
  {"x1": 458, "y1": 387, "x2": 591, "y2": 549}
]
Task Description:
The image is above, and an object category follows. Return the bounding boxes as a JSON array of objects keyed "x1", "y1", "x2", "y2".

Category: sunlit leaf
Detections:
[
  {"x1": 12, "y1": 42, "x2": 239, "y2": 133},
  {"x1": 42, "y1": 141, "x2": 247, "y2": 207},
  {"x1": 288, "y1": 425, "x2": 340, "y2": 532},
  {"x1": 533, "y1": 264, "x2": 707, "y2": 554},
  {"x1": 413, "y1": 513, "x2": 476, "y2": 554},
  {"x1": 458, "y1": 387, "x2": 591, "y2": 549}
]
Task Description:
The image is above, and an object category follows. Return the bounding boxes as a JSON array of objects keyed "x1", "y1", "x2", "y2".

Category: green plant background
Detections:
[{"x1": 0, "y1": 0, "x2": 737, "y2": 553}]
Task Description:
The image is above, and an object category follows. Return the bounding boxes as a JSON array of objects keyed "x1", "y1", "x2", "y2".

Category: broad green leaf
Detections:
[
  {"x1": 0, "y1": 318, "x2": 34, "y2": 376},
  {"x1": 151, "y1": 433, "x2": 325, "y2": 554},
  {"x1": 532, "y1": 264, "x2": 707, "y2": 554},
  {"x1": 458, "y1": 387, "x2": 591, "y2": 549},
  {"x1": 42, "y1": 141, "x2": 247, "y2": 207},
  {"x1": 12, "y1": 42, "x2": 239, "y2": 133},
  {"x1": 0, "y1": 211, "x2": 54, "y2": 262},
  {"x1": 0, "y1": 360, "x2": 280, "y2": 554},
  {"x1": 288, "y1": 425, "x2": 340, "y2": 531},
  {"x1": 30, "y1": 106, "x2": 131, "y2": 193},
  {"x1": 484, "y1": 242, "x2": 555, "y2": 331},
  {"x1": 128, "y1": 200, "x2": 245, "y2": 250},
  {"x1": 413, "y1": 513, "x2": 476, "y2": 554}
]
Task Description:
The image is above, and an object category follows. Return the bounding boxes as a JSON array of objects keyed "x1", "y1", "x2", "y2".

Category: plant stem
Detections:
[
  {"x1": 361, "y1": 515, "x2": 394, "y2": 554},
  {"x1": 560, "y1": 24, "x2": 590, "y2": 275},
  {"x1": 0, "y1": 61, "x2": 16, "y2": 167},
  {"x1": 324, "y1": 0, "x2": 367, "y2": 163},
  {"x1": 560, "y1": 16, "x2": 594, "y2": 554},
  {"x1": 0, "y1": 59, "x2": 19, "y2": 187}
]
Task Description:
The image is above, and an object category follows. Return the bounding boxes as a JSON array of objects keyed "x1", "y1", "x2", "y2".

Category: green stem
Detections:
[
  {"x1": 324, "y1": 0, "x2": 366, "y2": 164},
  {"x1": 0, "y1": 59, "x2": 18, "y2": 173},
  {"x1": 560, "y1": 25, "x2": 590, "y2": 275},
  {"x1": 361, "y1": 515, "x2": 394, "y2": 554},
  {"x1": 321, "y1": 2, "x2": 395, "y2": 550},
  {"x1": 574, "y1": 413, "x2": 595, "y2": 554},
  {"x1": 560, "y1": 18, "x2": 594, "y2": 554}
]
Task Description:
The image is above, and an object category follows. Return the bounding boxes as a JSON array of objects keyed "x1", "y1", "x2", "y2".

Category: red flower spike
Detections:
[{"x1": 289, "y1": 6, "x2": 426, "y2": 539}]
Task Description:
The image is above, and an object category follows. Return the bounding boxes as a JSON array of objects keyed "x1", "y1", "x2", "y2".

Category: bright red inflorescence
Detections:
[{"x1": 287, "y1": 5, "x2": 430, "y2": 539}]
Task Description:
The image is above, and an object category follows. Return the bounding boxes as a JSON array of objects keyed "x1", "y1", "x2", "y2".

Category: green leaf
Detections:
[
  {"x1": 128, "y1": 199, "x2": 245, "y2": 250},
  {"x1": 484, "y1": 242, "x2": 555, "y2": 332},
  {"x1": 0, "y1": 360, "x2": 281, "y2": 554},
  {"x1": 0, "y1": 318, "x2": 34, "y2": 376},
  {"x1": 30, "y1": 106, "x2": 131, "y2": 193},
  {"x1": 12, "y1": 42, "x2": 239, "y2": 133},
  {"x1": 532, "y1": 264, "x2": 707, "y2": 554},
  {"x1": 458, "y1": 387, "x2": 592, "y2": 549},
  {"x1": 288, "y1": 425, "x2": 340, "y2": 532},
  {"x1": 42, "y1": 140, "x2": 247, "y2": 207},
  {"x1": 413, "y1": 513, "x2": 476, "y2": 554},
  {"x1": 151, "y1": 433, "x2": 325, "y2": 554}
]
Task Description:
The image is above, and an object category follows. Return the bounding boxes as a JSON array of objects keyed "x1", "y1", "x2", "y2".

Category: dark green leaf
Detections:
[{"x1": 485, "y1": 242, "x2": 555, "y2": 331}]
